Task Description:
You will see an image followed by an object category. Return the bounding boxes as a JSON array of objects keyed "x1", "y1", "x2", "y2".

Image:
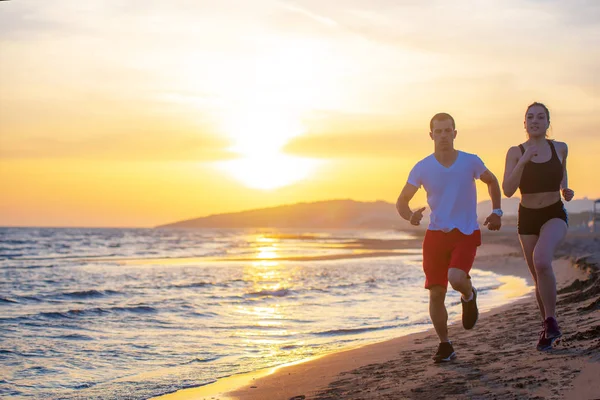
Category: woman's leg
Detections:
[
  {"x1": 519, "y1": 234, "x2": 545, "y2": 319},
  {"x1": 532, "y1": 219, "x2": 568, "y2": 319}
]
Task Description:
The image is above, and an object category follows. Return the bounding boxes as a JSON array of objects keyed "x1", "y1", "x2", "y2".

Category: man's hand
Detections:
[
  {"x1": 410, "y1": 207, "x2": 426, "y2": 226},
  {"x1": 562, "y1": 188, "x2": 574, "y2": 202},
  {"x1": 484, "y1": 213, "x2": 502, "y2": 231}
]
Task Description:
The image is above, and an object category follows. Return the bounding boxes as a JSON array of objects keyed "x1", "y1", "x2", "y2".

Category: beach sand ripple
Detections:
[{"x1": 310, "y1": 235, "x2": 600, "y2": 400}]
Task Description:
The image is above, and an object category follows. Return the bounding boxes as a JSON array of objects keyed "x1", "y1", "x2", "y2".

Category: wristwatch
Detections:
[{"x1": 492, "y1": 209, "x2": 503, "y2": 217}]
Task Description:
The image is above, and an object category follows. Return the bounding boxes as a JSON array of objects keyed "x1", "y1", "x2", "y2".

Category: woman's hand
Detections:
[
  {"x1": 562, "y1": 188, "x2": 574, "y2": 202},
  {"x1": 519, "y1": 145, "x2": 538, "y2": 163}
]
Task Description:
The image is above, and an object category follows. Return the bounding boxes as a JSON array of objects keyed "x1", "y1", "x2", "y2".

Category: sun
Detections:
[
  {"x1": 204, "y1": 36, "x2": 342, "y2": 190},
  {"x1": 224, "y1": 110, "x2": 304, "y2": 157},
  {"x1": 217, "y1": 107, "x2": 320, "y2": 190},
  {"x1": 216, "y1": 110, "x2": 320, "y2": 190},
  {"x1": 218, "y1": 154, "x2": 319, "y2": 190}
]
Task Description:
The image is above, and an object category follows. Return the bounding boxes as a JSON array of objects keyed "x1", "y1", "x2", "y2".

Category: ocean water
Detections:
[{"x1": 0, "y1": 228, "x2": 529, "y2": 399}]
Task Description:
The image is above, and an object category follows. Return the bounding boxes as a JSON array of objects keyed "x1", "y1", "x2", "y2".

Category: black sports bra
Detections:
[{"x1": 518, "y1": 140, "x2": 563, "y2": 194}]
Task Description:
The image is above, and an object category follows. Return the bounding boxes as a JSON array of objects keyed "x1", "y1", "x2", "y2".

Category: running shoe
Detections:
[
  {"x1": 461, "y1": 287, "x2": 479, "y2": 330},
  {"x1": 433, "y1": 342, "x2": 456, "y2": 363},
  {"x1": 544, "y1": 317, "x2": 562, "y2": 342},
  {"x1": 536, "y1": 318, "x2": 561, "y2": 351},
  {"x1": 536, "y1": 329, "x2": 552, "y2": 351}
]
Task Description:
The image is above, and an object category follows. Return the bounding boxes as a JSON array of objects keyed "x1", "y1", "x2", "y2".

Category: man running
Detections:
[{"x1": 396, "y1": 112, "x2": 502, "y2": 363}]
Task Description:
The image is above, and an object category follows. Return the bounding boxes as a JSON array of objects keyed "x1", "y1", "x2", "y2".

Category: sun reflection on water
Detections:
[
  {"x1": 256, "y1": 247, "x2": 278, "y2": 259},
  {"x1": 231, "y1": 235, "x2": 308, "y2": 364},
  {"x1": 253, "y1": 235, "x2": 282, "y2": 260}
]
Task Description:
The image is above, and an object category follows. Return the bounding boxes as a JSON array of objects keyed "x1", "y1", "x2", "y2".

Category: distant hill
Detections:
[
  {"x1": 157, "y1": 198, "x2": 598, "y2": 229},
  {"x1": 157, "y1": 200, "x2": 397, "y2": 229},
  {"x1": 157, "y1": 200, "x2": 402, "y2": 229}
]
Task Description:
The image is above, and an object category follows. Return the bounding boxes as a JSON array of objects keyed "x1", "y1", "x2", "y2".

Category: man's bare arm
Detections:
[
  {"x1": 396, "y1": 183, "x2": 426, "y2": 225},
  {"x1": 479, "y1": 169, "x2": 502, "y2": 231},
  {"x1": 480, "y1": 170, "x2": 501, "y2": 210}
]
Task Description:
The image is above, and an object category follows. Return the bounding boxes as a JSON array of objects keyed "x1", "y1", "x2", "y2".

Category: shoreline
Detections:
[
  {"x1": 224, "y1": 232, "x2": 598, "y2": 400},
  {"x1": 151, "y1": 238, "x2": 564, "y2": 400}
]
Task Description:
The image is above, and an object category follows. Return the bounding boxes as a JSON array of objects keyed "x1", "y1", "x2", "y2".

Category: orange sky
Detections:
[{"x1": 1, "y1": 0, "x2": 599, "y2": 227}]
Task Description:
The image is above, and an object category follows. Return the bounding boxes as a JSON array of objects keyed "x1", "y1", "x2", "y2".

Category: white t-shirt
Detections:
[{"x1": 407, "y1": 151, "x2": 487, "y2": 234}]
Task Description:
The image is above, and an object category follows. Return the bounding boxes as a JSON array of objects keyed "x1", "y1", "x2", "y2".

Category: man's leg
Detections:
[
  {"x1": 423, "y1": 230, "x2": 456, "y2": 362},
  {"x1": 448, "y1": 230, "x2": 480, "y2": 330},
  {"x1": 429, "y1": 285, "x2": 449, "y2": 342},
  {"x1": 449, "y1": 268, "x2": 479, "y2": 330},
  {"x1": 448, "y1": 268, "x2": 473, "y2": 299},
  {"x1": 429, "y1": 285, "x2": 456, "y2": 363}
]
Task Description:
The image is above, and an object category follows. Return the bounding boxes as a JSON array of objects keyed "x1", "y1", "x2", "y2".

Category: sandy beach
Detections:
[{"x1": 154, "y1": 231, "x2": 600, "y2": 400}]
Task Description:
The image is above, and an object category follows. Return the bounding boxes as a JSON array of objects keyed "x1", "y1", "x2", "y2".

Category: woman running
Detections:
[{"x1": 502, "y1": 102, "x2": 574, "y2": 351}]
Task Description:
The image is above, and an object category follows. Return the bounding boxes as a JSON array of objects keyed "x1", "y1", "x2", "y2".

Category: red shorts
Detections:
[{"x1": 422, "y1": 229, "x2": 481, "y2": 289}]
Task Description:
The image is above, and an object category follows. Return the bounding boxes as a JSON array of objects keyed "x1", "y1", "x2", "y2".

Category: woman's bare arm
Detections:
[
  {"x1": 558, "y1": 141, "x2": 574, "y2": 201},
  {"x1": 502, "y1": 146, "x2": 525, "y2": 197}
]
